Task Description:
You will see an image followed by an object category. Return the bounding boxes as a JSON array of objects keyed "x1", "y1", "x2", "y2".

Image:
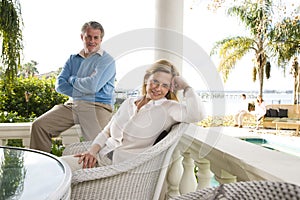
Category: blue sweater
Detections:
[{"x1": 55, "y1": 50, "x2": 116, "y2": 106}]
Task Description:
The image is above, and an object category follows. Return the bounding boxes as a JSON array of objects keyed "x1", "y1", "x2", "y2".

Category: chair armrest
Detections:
[{"x1": 63, "y1": 141, "x2": 93, "y2": 156}]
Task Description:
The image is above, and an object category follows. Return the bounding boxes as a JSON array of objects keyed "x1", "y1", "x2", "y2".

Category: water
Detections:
[
  {"x1": 121, "y1": 90, "x2": 294, "y2": 116},
  {"x1": 240, "y1": 136, "x2": 300, "y2": 158},
  {"x1": 198, "y1": 91, "x2": 294, "y2": 116}
]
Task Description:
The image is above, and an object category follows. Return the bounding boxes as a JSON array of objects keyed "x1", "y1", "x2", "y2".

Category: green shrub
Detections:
[
  {"x1": 0, "y1": 76, "x2": 68, "y2": 156},
  {"x1": 0, "y1": 111, "x2": 33, "y2": 122},
  {"x1": 0, "y1": 76, "x2": 68, "y2": 121},
  {"x1": 51, "y1": 139, "x2": 65, "y2": 157},
  {"x1": 6, "y1": 139, "x2": 23, "y2": 147}
]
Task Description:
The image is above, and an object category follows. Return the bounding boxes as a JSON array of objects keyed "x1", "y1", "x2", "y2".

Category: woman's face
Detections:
[{"x1": 145, "y1": 71, "x2": 172, "y2": 100}]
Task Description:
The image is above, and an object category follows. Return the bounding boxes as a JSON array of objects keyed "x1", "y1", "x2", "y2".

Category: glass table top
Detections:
[{"x1": 0, "y1": 146, "x2": 71, "y2": 200}]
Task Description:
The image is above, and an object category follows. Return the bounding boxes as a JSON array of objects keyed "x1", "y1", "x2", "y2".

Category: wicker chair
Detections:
[
  {"x1": 62, "y1": 123, "x2": 188, "y2": 200},
  {"x1": 170, "y1": 180, "x2": 300, "y2": 200}
]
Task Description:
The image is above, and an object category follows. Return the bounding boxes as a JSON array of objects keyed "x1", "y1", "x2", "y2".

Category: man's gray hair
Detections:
[{"x1": 81, "y1": 21, "x2": 104, "y2": 38}]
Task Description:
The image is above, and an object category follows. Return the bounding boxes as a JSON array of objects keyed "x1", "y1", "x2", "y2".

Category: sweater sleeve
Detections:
[
  {"x1": 55, "y1": 55, "x2": 84, "y2": 97},
  {"x1": 70, "y1": 53, "x2": 116, "y2": 94}
]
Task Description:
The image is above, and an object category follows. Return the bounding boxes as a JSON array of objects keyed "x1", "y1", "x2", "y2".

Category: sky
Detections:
[{"x1": 19, "y1": 0, "x2": 298, "y2": 91}]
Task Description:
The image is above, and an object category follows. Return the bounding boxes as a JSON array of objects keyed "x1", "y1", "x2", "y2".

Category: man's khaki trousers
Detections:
[{"x1": 30, "y1": 100, "x2": 112, "y2": 152}]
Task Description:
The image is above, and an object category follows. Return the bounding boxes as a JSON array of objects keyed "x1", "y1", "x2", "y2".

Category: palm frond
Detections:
[
  {"x1": 269, "y1": 17, "x2": 300, "y2": 66},
  {"x1": 227, "y1": 0, "x2": 273, "y2": 37},
  {"x1": 211, "y1": 36, "x2": 255, "y2": 82}
]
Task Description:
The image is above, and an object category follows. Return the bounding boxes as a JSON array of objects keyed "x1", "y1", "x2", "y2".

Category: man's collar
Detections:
[{"x1": 78, "y1": 49, "x2": 103, "y2": 58}]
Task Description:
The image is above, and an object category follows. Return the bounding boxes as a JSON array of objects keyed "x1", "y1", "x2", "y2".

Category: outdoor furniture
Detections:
[
  {"x1": 263, "y1": 104, "x2": 300, "y2": 129},
  {"x1": 170, "y1": 181, "x2": 300, "y2": 200},
  {"x1": 272, "y1": 118, "x2": 300, "y2": 135},
  {"x1": 0, "y1": 146, "x2": 71, "y2": 199},
  {"x1": 62, "y1": 123, "x2": 187, "y2": 200}
]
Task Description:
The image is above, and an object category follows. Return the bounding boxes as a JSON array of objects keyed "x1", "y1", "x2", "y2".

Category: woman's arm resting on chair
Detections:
[{"x1": 74, "y1": 144, "x2": 101, "y2": 168}]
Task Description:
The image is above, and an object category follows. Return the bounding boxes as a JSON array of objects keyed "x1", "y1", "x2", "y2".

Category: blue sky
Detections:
[{"x1": 20, "y1": 0, "x2": 297, "y2": 91}]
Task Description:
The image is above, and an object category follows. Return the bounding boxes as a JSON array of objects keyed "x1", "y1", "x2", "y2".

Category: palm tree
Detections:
[
  {"x1": 269, "y1": 11, "x2": 300, "y2": 103},
  {"x1": 271, "y1": 14, "x2": 300, "y2": 61},
  {"x1": 19, "y1": 60, "x2": 39, "y2": 77},
  {"x1": 291, "y1": 58, "x2": 299, "y2": 104},
  {"x1": 0, "y1": 0, "x2": 23, "y2": 81},
  {"x1": 210, "y1": 0, "x2": 281, "y2": 97}
]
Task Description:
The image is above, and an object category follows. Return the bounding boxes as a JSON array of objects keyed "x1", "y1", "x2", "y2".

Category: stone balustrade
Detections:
[
  {"x1": 0, "y1": 122, "x2": 81, "y2": 147},
  {"x1": 2, "y1": 122, "x2": 300, "y2": 199},
  {"x1": 165, "y1": 124, "x2": 300, "y2": 198}
]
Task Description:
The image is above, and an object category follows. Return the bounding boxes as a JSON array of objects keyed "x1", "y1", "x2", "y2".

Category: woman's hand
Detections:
[
  {"x1": 74, "y1": 151, "x2": 97, "y2": 169},
  {"x1": 171, "y1": 76, "x2": 189, "y2": 92}
]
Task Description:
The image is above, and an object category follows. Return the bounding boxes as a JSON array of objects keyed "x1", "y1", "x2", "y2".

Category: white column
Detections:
[{"x1": 155, "y1": 0, "x2": 183, "y2": 73}]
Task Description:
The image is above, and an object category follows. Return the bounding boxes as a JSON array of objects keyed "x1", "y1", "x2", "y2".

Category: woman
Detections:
[
  {"x1": 254, "y1": 95, "x2": 266, "y2": 130},
  {"x1": 62, "y1": 59, "x2": 205, "y2": 171}
]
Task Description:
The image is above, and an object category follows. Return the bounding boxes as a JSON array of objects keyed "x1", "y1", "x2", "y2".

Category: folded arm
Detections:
[{"x1": 69, "y1": 55, "x2": 116, "y2": 94}]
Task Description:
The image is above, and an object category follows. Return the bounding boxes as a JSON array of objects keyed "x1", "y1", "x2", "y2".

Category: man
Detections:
[
  {"x1": 234, "y1": 94, "x2": 248, "y2": 128},
  {"x1": 30, "y1": 21, "x2": 116, "y2": 152}
]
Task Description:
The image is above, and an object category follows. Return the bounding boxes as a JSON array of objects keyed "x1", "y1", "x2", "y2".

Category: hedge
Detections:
[{"x1": 0, "y1": 76, "x2": 68, "y2": 122}]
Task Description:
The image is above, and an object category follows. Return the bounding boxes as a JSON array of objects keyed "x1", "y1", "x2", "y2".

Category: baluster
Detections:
[
  {"x1": 0, "y1": 139, "x2": 6, "y2": 146},
  {"x1": 179, "y1": 152, "x2": 197, "y2": 194},
  {"x1": 215, "y1": 169, "x2": 237, "y2": 184},
  {"x1": 166, "y1": 149, "x2": 183, "y2": 198},
  {"x1": 195, "y1": 158, "x2": 213, "y2": 189},
  {"x1": 23, "y1": 138, "x2": 30, "y2": 148}
]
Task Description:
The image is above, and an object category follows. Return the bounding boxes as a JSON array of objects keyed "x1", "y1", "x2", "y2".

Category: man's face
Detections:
[{"x1": 81, "y1": 27, "x2": 102, "y2": 54}]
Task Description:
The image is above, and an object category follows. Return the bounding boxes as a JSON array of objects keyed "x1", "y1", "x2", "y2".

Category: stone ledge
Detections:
[{"x1": 0, "y1": 122, "x2": 81, "y2": 147}]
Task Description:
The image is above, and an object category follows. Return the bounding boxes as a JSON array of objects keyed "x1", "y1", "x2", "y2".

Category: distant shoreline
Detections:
[{"x1": 196, "y1": 90, "x2": 293, "y2": 94}]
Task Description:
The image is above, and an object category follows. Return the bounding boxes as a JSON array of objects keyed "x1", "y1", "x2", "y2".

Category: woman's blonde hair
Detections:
[{"x1": 142, "y1": 59, "x2": 179, "y2": 101}]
